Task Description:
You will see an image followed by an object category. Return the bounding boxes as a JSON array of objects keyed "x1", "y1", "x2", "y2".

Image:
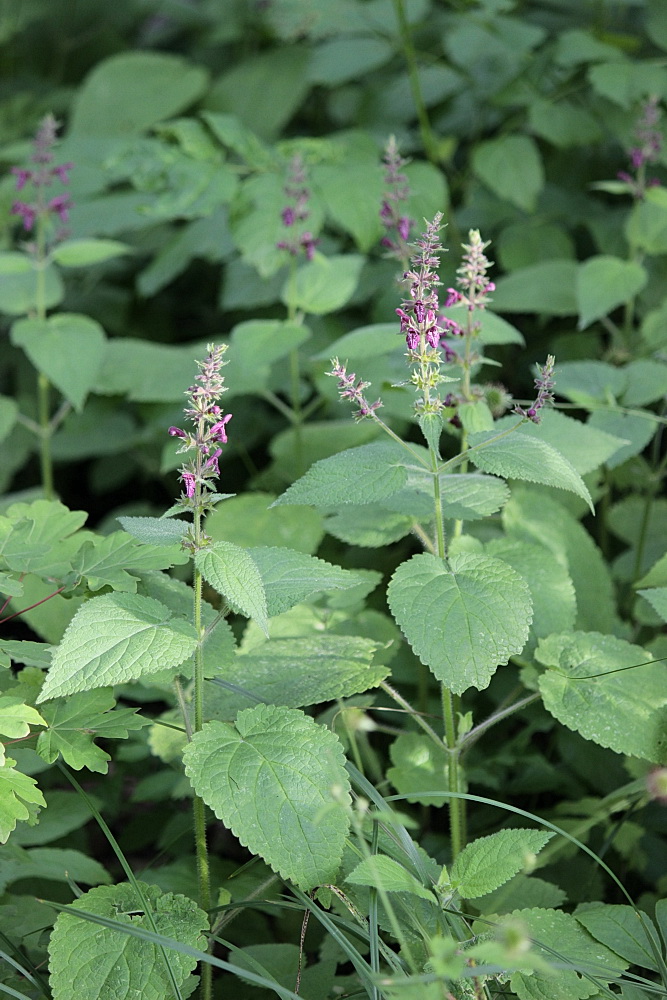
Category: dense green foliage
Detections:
[{"x1": 1, "y1": 1, "x2": 667, "y2": 998}]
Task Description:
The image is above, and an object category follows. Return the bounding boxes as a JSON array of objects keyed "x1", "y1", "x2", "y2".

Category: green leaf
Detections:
[
  {"x1": 487, "y1": 538, "x2": 576, "y2": 648},
  {"x1": 0, "y1": 759, "x2": 46, "y2": 844},
  {"x1": 476, "y1": 874, "x2": 567, "y2": 915},
  {"x1": 587, "y1": 410, "x2": 656, "y2": 469},
  {"x1": 51, "y1": 239, "x2": 132, "y2": 267},
  {"x1": 183, "y1": 705, "x2": 351, "y2": 889},
  {"x1": 626, "y1": 195, "x2": 667, "y2": 254},
  {"x1": 576, "y1": 256, "x2": 647, "y2": 329},
  {"x1": 73, "y1": 531, "x2": 188, "y2": 593},
  {"x1": 528, "y1": 98, "x2": 601, "y2": 148},
  {"x1": 206, "y1": 634, "x2": 385, "y2": 717},
  {"x1": 472, "y1": 135, "x2": 544, "y2": 212},
  {"x1": 36, "y1": 594, "x2": 198, "y2": 702},
  {"x1": 347, "y1": 855, "x2": 435, "y2": 902},
  {"x1": 0, "y1": 394, "x2": 18, "y2": 444},
  {"x1": 273, "y1": 441, "x2": 409, "y2": 508},
  {"x1": 11, "y1": 313, "x2": 107, "y2": 412},
  {"x1": 37, "y1": 689, "x2": 147, "y2": 772},
  {"x1": 315, "y1": 323, "x2": 397, "y2": 361},
  {"x1": 494, "y1": 410, "x2": 626, "y2": 475},
  {"x1": 554, "y1": 360, "x2": 627, "y2": 404},
  {"x1": 195, "y1": 541, "x2": 268, "y2": 635},
  {"x1": 206, "y1": 493, "x2": 324, "y2": 553},
  {"x1": 309, "y1": 36, "x2": 393, "y2": 86},
  {"x1": 449, "y1": 830, "x2": 553, "y2": 899},
  {"x1": 116, "y1": 516, "x2": 189, "y2": 547},
  {"x1": 438, "y1": 473, "x2": 510, "y2": 521},
  {"x1": 0, "y1": 698, "x2": 46, "y2": 739},
  {"x1": 70, "y1": 52, "x2": 209, "y2": 135},
  {"x1": 638, "y1": 586, "x2": 667, "y2": 623},
  {"x1": 284, "y1": 254, "x2": 364, "y2": 315},
  {"x1": 387, "y1": 552, "x2": 532, "y2": 694},
  {"x1": 575, "y1": 904, "x2": 661, "y2": 972},
  {"x1": 508, "y1": 907, "x2": 627, "y2": 1000},
  {"x1": 537, "y1": 632, "x2": 667, "y2": 763},
  {"x1": 48, "y1": 881, "x2": 208, "y2": 1000},
  {"x1": 247, "y1": 546, "x2": 371, "y2": 617},
  {"x1": 315, "y1": 162, "x2": 384, "y2": 251},
  {"x1": 0, "y1": 845, "x2": 110, "y2": 893},
  {"x1": 95, "y1": 338, "x2": 209, "y2": 402},
  {"x1": 387, "y1": 732, "x2": 449, "y2": 806},
  {"x1": 10, "y1": 789, "x2": 99, "y2": 846},
  {"x1": 588, "y1": 60, "x2": 667, "y2": 109},
  {"x1": 621, "y1": 359, "x2": 667, "y2": 407},
  {"x1": 0, "y1": 252, "x2": 64, "y2": 315},
  {"x1": 325, "y1": 504, "x2": 414, "y2": 547},
  {"x1": 0, "y1": 498, "x2": 88, "y2": 577},
  {"x1": 491, "y1": 260, "x2": 577, "y2": 316},
  {"x1": 223, "y1": 320, "x2": 311, "y2": 398},
  {"x1": 503, "y1": 487, "x2": 620, "y2": 634},
  {"x1": 468, "y1": 429, "x2": 594, "y2": 512}
]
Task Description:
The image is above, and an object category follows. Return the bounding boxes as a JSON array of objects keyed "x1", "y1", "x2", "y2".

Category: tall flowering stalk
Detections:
[
  {"x1": 168, "y1": 344, "x2": 232, "y2": 1000},
  {"x1": 11, "y1": 114, "x2": 74, "y2": 499},
  {"x1": 379, "y1": 136, "x2": 413, "y2": 272},
  {"x1": 617, "y1": 95, "x2": 662, "y2": 201}
]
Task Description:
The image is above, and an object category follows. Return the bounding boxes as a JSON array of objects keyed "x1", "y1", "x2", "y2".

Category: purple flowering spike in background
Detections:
[
  {"x1": 379, "y1": 135, "x2": 413, "y2": 267},
  {"x1": 276, "y1": 152, "x2": 318, "y2": 261},
  {"x1": 11, "y1": 113, "x2": 74, "y2": 243}
]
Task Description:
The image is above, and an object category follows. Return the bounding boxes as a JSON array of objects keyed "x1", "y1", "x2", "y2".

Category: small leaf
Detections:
[
  {"x1": 248, "y1": 546, "x2": 370, "y2": 617},
  {"x1": 48, "y1": 882, "x2": 208, "y2": 1000},
  {"x1": 449, "y1": 829, "x2": 553, "y2": 899},
  {"x1": 387, "y1": 732, "x2": 449, "y2": 806},
  {"x1": 36, "y1": 594, "x2": 198, "y2": 702},
  {"x1": 195, "y1": 541, "x2": 268, "y2": 634},
  {"x1": 0, "y1": 698, "x2": 46, "y2": 739},
  {"x1": 638, "y1": 586, "x2": 667, "y2": 623},
  {"x1": 491, "y1": 260, "x2": 577, "y2": 316},
  {"x1": 472, "y1": 135, "x2": 544, "y2": 211},
  {"x1": 117, "y1": 515, "x2": 189, "y2": 547},
  {"x1": 576, "y1": 256, "x2": 647, "y2": 329},
  {"x1": 0, "y1": 846, "x2": 109, "y2": 893},
  {"x1": 183, "y1": 705, "x2": 351, "y2": 889},
  {"x1": 468, "y1": 429, "x2": 594, "y2": 512},
  {"x1": 0, "y1": 251, "x2": 64, "y2": 315},
  {"x1": 284, "y1": 254, "x2": 364, "y2": 315},
  {"x1": 387, "y1": 552, "x2": 532, "y2": 694},
  {"x1": 51, "y1": 239, "x2": 131, "y2": 267},
  {"x1": 347, "y1": 856, "x2": 435, "y2": 902},
  {"x1": 0, "y1": 758, "x2": 46, "y2": 844},
  {"x1": 575, "y1": 904, "x2": 661, "y2": 972},
  {"x1": 537, "y1": 632, "x2": 667, "y2": 763},
  {"x1": 273, "y1": 441, "x2": 409, "y2": 508}
]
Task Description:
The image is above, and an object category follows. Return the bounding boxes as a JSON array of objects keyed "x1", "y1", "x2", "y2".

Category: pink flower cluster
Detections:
[
  {"x1": 276, "y1": 153, "x2": 318, "y2": 261},
  {"x1": 11, "y1": 114, "x2": 74, "y2": 236}
]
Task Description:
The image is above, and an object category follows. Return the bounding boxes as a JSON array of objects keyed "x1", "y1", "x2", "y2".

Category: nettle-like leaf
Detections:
[
  {"x1": 183, "y1": 705, "x2": 351, "y2": 889},
  {"x1": 575, "y1": 904, "x2": 661, "y2": 973},
  {"x1": 0, "y1": 758, "x2": 46, "y2": 844},
  {"x1": 48, "y1": 881, "x2": 208, "y2": 1000},
  {"x1": 206, "y1": 633, "x2": 384, "y2": 717},
  {"x1": 468, "y1": 430, "x2": 594, "y2": 512},
  {"x1": 195, "y1": 540, "x2": 268, "y2": 635},
  {"x1": 347, "y1": 856, "x2": 435, "y2": 902},
  {"x1": 537, "y1": 632, "x2": 667, "y2": 763},
  {"x1": 51, "y1": 238, "x2": 132, "y2": 267},
  {"x1": 492, "y1": 410, "x2": 626, "y2": 475},
  {"x1": 37, "y1": 689, "x2": 148, "y2": 773},
  {"x1": 447, "y1": 830, "x2": 554, "y2": 899},
  {"x1": 638, "y1": 585, "x2": 667, "y2": 623},
  {"x1": 284, "y1": 253, "x2": 364, "y2": 314},
  {"x1": 0, "y1": 498, "x2": 89, "y2": 578},
  {"x1": 576, "y1": 255, "x2": 647, "y2": 330},
  {"x1": 325, "y1": 503, "x2": 414, "y2": 547},
  {"x1": 507, "y1": 907, "x2": 627, "y2": 1000},
  {"x1": 0, "y1": 844, "x2": 110, "y2": 893},
  {"x1": 72, "y1": 530, "x2": 188, "y2": 593},
  {"x1": 387, "y1": 732, "x2": 449, "y2": 807},
  {"x1": 116, "y1": 515, "x2": 190, "y2": 547},
  {"x1": 36, "y1": 594, "x2": 198, "y2": 702},
  {"x1": 273, "y1": 441, "x2": 409, "y2": 508},
  {"x1": 248, "y1": 546, "x2": 375, "y2": 616},
  {"x1": 387, "y1": 553, "x2": 532, "y2": 694}
]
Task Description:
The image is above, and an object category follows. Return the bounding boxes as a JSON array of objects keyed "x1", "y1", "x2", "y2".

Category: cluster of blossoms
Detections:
[
  {"x1": 327, "y1": 359, "x2": 382, "y2": 421},
  {"x1": 11, "y1": 114, "x2": 73, "y2": 239},
  {"x1": 379, "y1": 136, "x2": 413, "y2": 264},
  {"x1": 617, "y1": 96, "x2": 663, "y2": 199},
  {"x1": 513, "y1": 354, "x2": 556, "y2": 424},
  {"x1": 440, "y1": 229, "x2": 496, "y2": 346},
  {"x1": 168, "y1": 344, "x2": 232, "y2": 505},
  {"x1": 276, "y1": 153, "x2": 318, "y2": 261}
]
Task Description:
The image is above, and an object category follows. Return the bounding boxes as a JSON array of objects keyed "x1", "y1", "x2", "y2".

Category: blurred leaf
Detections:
[
  {"x1": 472, "y1": 136, "x2": 544, "y2": 212},
  {"x1": 576, "y1": 256, "x2": 647, "y2": 329}
]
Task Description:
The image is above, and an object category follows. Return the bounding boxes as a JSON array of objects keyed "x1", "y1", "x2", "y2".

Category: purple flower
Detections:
[
  {"x1": 617, "y1": 96, "x2": 663, "y2": 199},
  {"x1": 327, "y1": 358, "x2": 382, "y2": 421},
  {"x1": 277, "y1": 153, "x2": 319, "y2": 260},
  {"x1": 397, "y1": 214, "x2": 445, "y2": 353},
  {"x1": 10, "y1": 114, "x2": 74, "y2": 242},
  {"x1": 379, "y1": 136, "x2": 413, "y2": 264},
  {"x1": 513, "y1": 355, "x2": 556, "y2": 424}
]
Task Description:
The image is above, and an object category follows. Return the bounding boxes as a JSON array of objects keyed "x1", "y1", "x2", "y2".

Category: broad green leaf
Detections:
[
  {"x1": 116, "y1": 516, "x2": 189, "y2": 548},
  {"x1": 231, "y1": 944, "x2": 336, "y2": 1000},
  {"x1": 70, "y1": 52, "x2": 209, "y2": 135},
  {"x1": 626, "y1": 195, "x2": 667, "y2": 254},
  {"x1": 588, "y1": 60, "x2": 667, "y2": 109},
  {"x1": 11, "y1": 313, "x2": 107, "y2": 412},
  {"x1": 247, "y1": 546, "x2": 371, "y2": 616},
  {"x1": 284, "y1": 254, "x2": 364, "y2": 315},
  {"x1": 325, "y1": 504, "x2": 414, "y2": 547},
  {"x1": 621, "y1": 359, "x2": 667, "y2": 407},
  {"x1": 206, "y1": 493, "x2": 324, "y2": 553},
  {"x1": 0, "y1": 394, "x2": 17, "y2": 444},
  {"x1": 195, "y1": 541, "x2": 268, "y2": 635},
  {"x1": 269, "y1": 420, "x2": 383, "y2": 483},
  {"x1": 73, "y1": 530, "x2": 188, "y2": 592},
  {"x1": 493, "y1": 410, "x2": 626, "y2": 475},
  {"x1": 576, "y1": 256, "x2": 647, "y2": 329},
  {"x1": 37, "y1": 689, "x2": 147, "y2": 772},
  {"x1": 438, "y1": 474, "x2": 510, "y2": 521},
  {"x1": 587, "y1": 410, "x2": 656, "y2": 468},
  {"x1": 575, "y1": 904, "x2": 661, "y2": 972},
  {"x1": 528, "y1": 98, "x2": 601, "y2": 148},
  {"x1": 554, "y1": 360, "x2": 627, "y2": 404},
  {"x1": 0, "y1": 498, "x2": 88, "y2": 577},
  {"x1": 94, "y1": 338, "x2": 209, "y2": 401},
  {"x1": 183, "y1": 705, "x2": 351, "y2": 889},
  {"x1": 309, "y1": 36, "x2": 393, "y2": 85},
  {"x1": 537, "y1": 632, "x2": 667, "y2": 763},
  {"x1": 206, "y1": 634, "x2": 384, "y2": 717},
  {"x1": 468, "y1": 429, "x2": 594, "y2": 512},
  {"x1": 498, "y1": 220, "x2": 575, "y2": 272},
  {"x1": 637, "y1": 553, "x2": 667, "y2": 588},
  {"x1": 36, "y1": 594, "x2": 198, "y2": 702},
  {"x1": 273, "y1": 441, "x2": 409, "y2": 508},
  {"x1": 638, "y1": 587, "x2": 667, "y2": 623},
  {"x1": 387, "y1": 552, "x2": 532, "y2": 694},
  {"x1": 508, "y1": 907, "x2": 627, "y2": 1000},
  {"x1": 476, "y1": 874, "x2": 567, "y2": 915},
  {"x1": 202, "y1": 111, "x2": 275, "y2": 170},
  {"x1": 472, "y1": 135, "x2": 544, "y2": 212},
  {"x1": 448, "y1": 830, "x2": 553, "y2": 899},
  {"x1": 387, "y1": 732, "x2": 449, "y2": 806},
  {"x1": 316, "y1": 323, "x2": 397, "y2": 361},
  {"x1": 48, "y1": 881, "x2": 208, "y2": 1000},
  {"x1": 503, "y1": 487, "x2": 619, "y2": 633},
  {"x1": 315, "y1": 162, "x2": 384, "y2": 251},
  {"x1": 224, "y1": 320, "x2": 311, "y2": 398},
  {"x1": 0, "y1": 252, "x2": 64, "y2": 315},
  {"x1": 0, "y1": 640, "x2": 52, "y2": 669},
  {"x1": 51, "y1": 239, "x2": 131, "y2": 267},
  {"x1": 0, "y1": 845, "x2": 110, "y2": 893},
  {"x1": 10, "y1": 789, "x2": 99, "y2": 846},
  {"x1": 0, "y1": 759, "x2": 46, "y2": 844},
  {"x1": 487, "y1": 538, "x2": 576, "y2": 648},
  {"x1": 347, "y1": 856, "x2": 435, "y2": 902},
  {"x1": 491, "y1": 260, "x2": 577, "y2": 316},
  {"x1": 0, "y1": 698, "x2": 46, "y2": 739}
]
